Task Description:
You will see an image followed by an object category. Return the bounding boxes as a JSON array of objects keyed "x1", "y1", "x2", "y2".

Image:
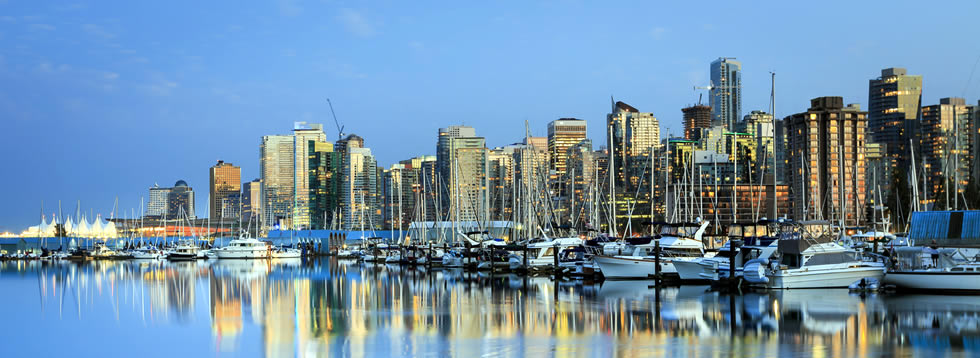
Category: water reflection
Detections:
[{"x1": 1, "y1": 259, "x2": 976, "y2": 357}]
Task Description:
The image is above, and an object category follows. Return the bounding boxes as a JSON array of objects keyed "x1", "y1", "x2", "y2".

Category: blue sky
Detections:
[{"x1": 1, "y1": 0, "x2": 979, "y2": 231}]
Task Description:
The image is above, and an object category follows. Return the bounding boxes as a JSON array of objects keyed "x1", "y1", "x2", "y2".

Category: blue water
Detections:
[{"x1": 0, "y1": 259, "x2": 976, "y2": 357}]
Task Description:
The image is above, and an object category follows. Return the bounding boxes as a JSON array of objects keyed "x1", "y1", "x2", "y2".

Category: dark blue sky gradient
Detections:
[{"x1": 1, "y1": 0, "x2": 979, "y2": 231}]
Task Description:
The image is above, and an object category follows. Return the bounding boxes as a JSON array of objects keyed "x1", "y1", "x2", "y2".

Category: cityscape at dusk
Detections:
[{"x1": 1, "y1": 1, "x2": 979, "y2": 357}]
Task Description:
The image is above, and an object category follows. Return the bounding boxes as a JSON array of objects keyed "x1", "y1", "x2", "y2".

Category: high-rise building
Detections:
[
  {"x1": 291, "y1": 122, "x2": 327, "y2": 229},
  {"x1": 436, "y1": 126, "x2": 488, "y2": 222},
  {"x1": 241, "y1": 179, "x2": 262, "y2": 224},
  {"x1": 209, "y1": 160, "x2": 241, "y2": 219},
  {"x1": 563, "y1": 139, "x2": 595, "y2": 228},
  {"x1": 785, "y1": 97, "x2": 868, "y2": 225},
  {"x1": 867, "y1": 68, "x2": 922, "y2": 166},
  {"x1": 607, "y1": 100, "x2": 660, "y2": 235},
  {"x1": 168, "y1": 180, "x2": 195, "y2": 219},
  {"x1": 547, "y1": 118, "x2": 587, "y2": 180},
  {"x1": 920, "y1": 97, "x2": 976, "y2": 208},
  {"x1": 310, "y1": 141, "x2": 342, "y2": 230},
  {"x1": 341, "y1": 147, "x2": 381, "y2": 230},
  {"x1": 682, "y1": 105, "x2": 711, "y2": 140},
  {"x1": 147, "y1": 184, "x2": 171, "y2": 217},
  {"x1": 710, "y1": 57, "x2": 742, "y2": 129},
  {"x1": 741, "y1": 110, "x2": 779, "y2": 182},
  {"x1": 260, "y1": 135, "x2": 294, "y2": 229},
  {"x1": 607, "y1": 101, "x2": 661, "y2": 189},
  {"x1": 487, "y1": 147, "x2": 516, "y2": 222}
]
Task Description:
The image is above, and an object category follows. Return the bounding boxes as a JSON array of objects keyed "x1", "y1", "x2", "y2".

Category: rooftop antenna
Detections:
[{"x1": 326, "y1": 98, "x2": 345, "y2": 141}]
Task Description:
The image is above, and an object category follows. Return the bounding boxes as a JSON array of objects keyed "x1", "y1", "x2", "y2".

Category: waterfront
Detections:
[{"x1": 0, "y1": 259, "x2": 976, "y2": 357}]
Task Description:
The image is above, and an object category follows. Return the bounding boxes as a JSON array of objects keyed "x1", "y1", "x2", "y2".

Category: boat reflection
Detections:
[{"x1": 5, "y1": 258, "x2": 977, "y2": 357}]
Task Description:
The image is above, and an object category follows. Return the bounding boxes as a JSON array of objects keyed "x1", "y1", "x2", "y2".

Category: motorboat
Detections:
[
  {"x1": 131, "y1": 246, "x2": 165, "y2": 260},
  {"x1": 676, "y1": 221, "x2": 783, "y2": 283},
  {"x1": 271, "y1": 246, "x2": 302, "y2": 259},
  {"x1": 507, "y1": 237, "x2": 584, "y2": 270},
  {"x1": 743, "y1": 239, "x2": 885, "y2": 289},
  {"x1": 167, "y1": 240, "x2": 201, "y2": 261},
  {"x1": 214, "y1": 235, "x2": 270, "y2": 259},
  {"x1": 593, "y1": 221, "x2": 709, "y2": 279}
]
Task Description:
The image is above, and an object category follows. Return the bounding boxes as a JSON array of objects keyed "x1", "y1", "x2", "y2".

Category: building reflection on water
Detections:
[{"x1": 4, "y1": 259, "x2": 978, "y2": 357}]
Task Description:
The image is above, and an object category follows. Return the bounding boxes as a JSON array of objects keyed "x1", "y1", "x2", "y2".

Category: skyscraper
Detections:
[
  {"x1": 607, "y1": 101, "x2": 660, "y2": 189},
  {"x1": 310, "y1": 141, "x2": 342, "y2": 229},
  {"x1": 920, "y1": 97, "x2": 976, "y2": 209},
  {"x1": 607, "y1": 100, "x2": 660, "y2": 234},
  {"x1": 682, "y1": 105, "x2": 711, "y2": 140},
  {"x1": 436, "y1": 126, "x2": 487, "y2": 222},
  {"x1": 867, "y1": 68, "x2": 922, "y2": 166},
  {"x1": 341, "y1": 146, "x2": 381, "y2": 230},
  {"x1": 261, "y1": 135, "x2": 294, "y2": 229},
  {"x1": 209, "y1": 160, "x2": 241, "y2": 219},
  {"x1": 147, "y1": 184, "x2": 171, "y2": 217},
  {"x1": 241, "y1": 179, "x2": 262, "y2": 224},
  {"x1": 710, "y1": 57, "x2": 742, "y2": 129},
  {"x1": 547, "y1": 118, "x2": 587, "y2": 180},
  {"x1": 168, "y1": 180, "x2": 195, "y2": 219},
  {"x1": 292, "y1": 122, "x2": 327, "y2": 229},
  {"x1": 785, "y1": 97, "x2": 867, "y2": 225}
]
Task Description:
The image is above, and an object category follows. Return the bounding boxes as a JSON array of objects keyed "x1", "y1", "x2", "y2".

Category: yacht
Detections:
[
  {"x1": 593, "y1": 222, "x2": 709, "y2": 279},
  {"x1": 507, "y1": 237, "x2": 584, "y2": 270},
  {"x1": 884, "y1": 246, "x2": 980, "y2": 292},
  {"x1": 271, "y1": 245, "x2": 302, "y2": 259},
  {"x1": 90, "y1": 242, "x2": 132, "y2": 260},
  {"x1": 167, "y1": 240, "x2": 201, "y2": 261},
  {"x1": 743, "y1": 239, "x2": 885, "y2": 289},
  {"x1": 674, "y1": 222, "x2": 782, "y2": 282},
  {"x1": 131, "y1": 246, "x2": 165, "y2": 260},
  {"x1": 214, "y1": 235, "x2": 270, "y2": 259}
]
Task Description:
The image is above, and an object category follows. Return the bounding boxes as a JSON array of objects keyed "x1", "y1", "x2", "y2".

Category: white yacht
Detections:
[
  {"x1": 167, "y1": 240, "x2": 201, "y2": 261},
  {"x1": 594, "y1": 222, "x2": 709, "y2": 279},
  {"x1": 884, "y1": 246, "x2": 980, "y2": 292},
  {"x1": 131, "y1": 246, "x2": 165, "y2": 260},
  {"x1": 743, "y1": 240, "x2": 885, "y2": 289},
  {"x1": 507, "y1": 237, "x2": 584, "y2": 270},
  {"x1": 271, "y1": 246, "x2": 302, "y2": 259},
  {"x1": 214, "y1": 236, "x2": 270, "y2": 259}
]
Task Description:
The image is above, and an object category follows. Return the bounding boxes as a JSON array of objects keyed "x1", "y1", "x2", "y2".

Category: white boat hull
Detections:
[
  {"x1": 673, "y1": 259, "x2": 709, "y2": 281},
  {"x1": 216, "y1": 249, "x2": 269, "y2": 259},
  {"x1": 595, "y1": 256, "x2": 655, "y2": 279},
  {"x1": 769, "y1": 267, "x2": 885, "y2": 289},
  {"x1": 884, "y1": 271, "x2": 980, "y2": 292}
]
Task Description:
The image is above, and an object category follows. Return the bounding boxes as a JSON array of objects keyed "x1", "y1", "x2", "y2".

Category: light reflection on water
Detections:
[{"x1": 0, "y1": 259, "x2": 977, "y2": 357}]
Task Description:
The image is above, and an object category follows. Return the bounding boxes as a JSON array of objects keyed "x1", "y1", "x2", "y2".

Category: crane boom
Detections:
[{"x1": 326, "y1": 98, "x2": 345, "y2": 141}]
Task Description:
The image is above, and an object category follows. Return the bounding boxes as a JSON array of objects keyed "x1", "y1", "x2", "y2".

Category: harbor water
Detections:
[{"x1": 0, "y1": 258, "x2": 976, "y2": 357}]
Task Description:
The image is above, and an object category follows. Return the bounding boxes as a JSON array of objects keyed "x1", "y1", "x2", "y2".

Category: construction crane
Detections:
[
  {"x1": 326, "y1": 98, "x2": 345, "y2": 141},
  {"x1": 693, "y1": 81, "x2": 713, "y2": 105}
]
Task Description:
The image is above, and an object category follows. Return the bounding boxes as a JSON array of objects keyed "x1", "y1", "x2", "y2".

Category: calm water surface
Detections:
[{"x1": 0, "y1": 258, "x2": 976, "y2": 357}]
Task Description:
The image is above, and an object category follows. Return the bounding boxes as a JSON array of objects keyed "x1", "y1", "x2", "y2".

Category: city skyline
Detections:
[{"x1": 2, "y1": 1, "x2": 980, "y2": 231}]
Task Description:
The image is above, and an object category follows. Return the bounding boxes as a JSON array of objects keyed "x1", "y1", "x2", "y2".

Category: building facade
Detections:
[
  {"x1": 785, "y1": 97, "x2": 868, "y2": 226},
  {"x1": 240, "y1": 179, "x2": 262, "y2": 224},
  {"x1": 682, "y1": 105, "x2": 711, "y2": 140},
  {"x1": 168, "y1": 180, "x2": 195, "y2": 219},
  {"x1": 920, "y1": 97, "x2": 976, "y2": 209},
  {"x1": 547, "y1": 118, "x2": 587, "y2": 183},
  {"x1": 867, "y1": 67, "x2": 922, "y2": 166},
  {"x1": 291, "y1": 122, "x2": 327, "y2": 229},
  {"x1": 209, "y1": 160, "x2": 241, "y2": 219},
  {"x1": 260, "y1": 135, "x2": 294, "y2": 229},
  {"x1": 710, "y1": 57, "x2": 742, "y2": 129}
]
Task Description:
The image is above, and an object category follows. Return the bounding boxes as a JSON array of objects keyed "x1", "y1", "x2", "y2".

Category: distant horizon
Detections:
[{"x1": 2, "y1": 1, "x2": 979, "y2": 231}]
